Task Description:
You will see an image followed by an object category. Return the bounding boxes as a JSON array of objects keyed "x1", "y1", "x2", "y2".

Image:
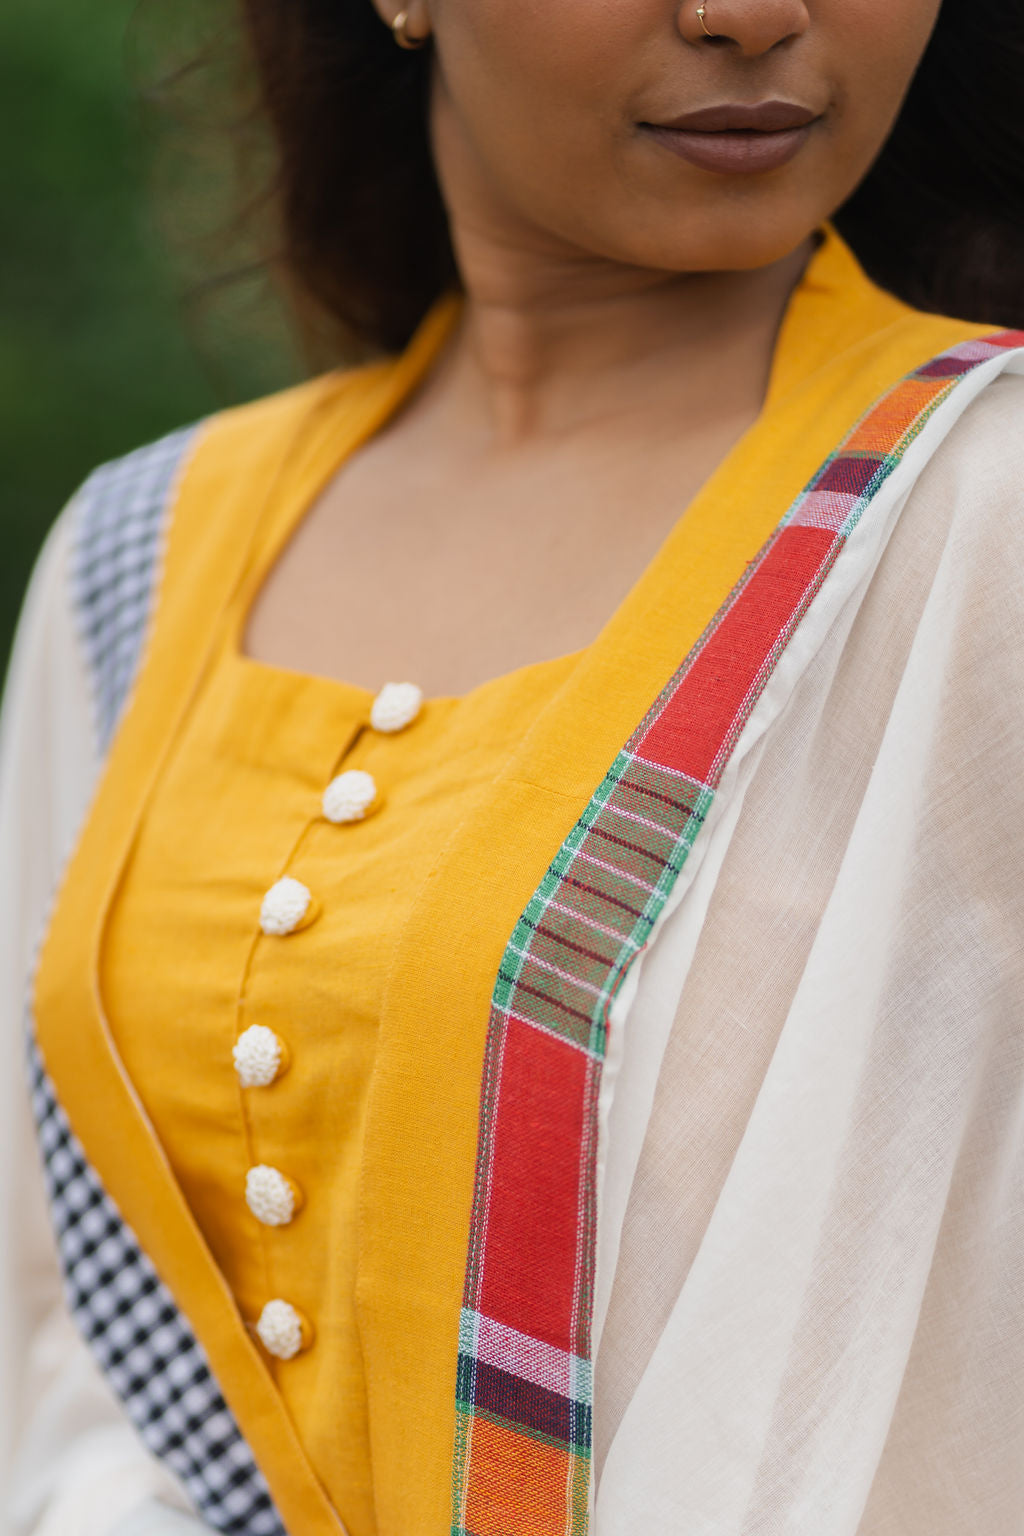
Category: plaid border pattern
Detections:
[
  {"x1": 27, "y1": 425, "x2": 288, "y2": 1532},
  {"x1": 451, "y1": 330, "x2": 1024, "y2": 1536}
]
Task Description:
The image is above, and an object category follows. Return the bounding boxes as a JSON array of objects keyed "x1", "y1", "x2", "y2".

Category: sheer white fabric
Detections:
[
  {"x1": 595, "y1": 366, "x2": 1024, "y2": 1533},
  {"x1": 0, "y1": 514, "x2": 201, "y2": 1535}
]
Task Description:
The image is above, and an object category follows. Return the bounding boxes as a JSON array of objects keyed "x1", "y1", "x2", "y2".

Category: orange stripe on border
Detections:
[
  {"x1": 843, "y1": 376, "x2": 948, "y2": 453},
  {"x1": 463, "y1": 1416, "x2": 575, "y2": 1536}
]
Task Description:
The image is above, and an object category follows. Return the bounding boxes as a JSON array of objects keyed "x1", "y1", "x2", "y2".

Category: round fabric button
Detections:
[
  {"x1": 322, "y1": 768, "x2": 377, "y2": 824},
  {"x1": 233, "y1": 1025, "x2": 286, "y2": 1088},
  {"x1": 245, "y1": 1165, "x2": 302, "y2": 1227},
  {"x1": 259, "y1": 877, "x2": 313, "y2": 936},
  {"x1": 255, "y1": 1298, "x2": 312, "y2": 1360},
  {"x1": 370, "y1": 681, "x2": 423, "y2": 734}
]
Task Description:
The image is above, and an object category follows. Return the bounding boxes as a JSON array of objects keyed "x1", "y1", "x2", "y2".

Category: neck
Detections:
[
  {"x1": 425, "y1": 150, "x2": 817, "y2": 450},
  {"x1": 452, "y1": 238, "x2": 815, "y2": 446}
]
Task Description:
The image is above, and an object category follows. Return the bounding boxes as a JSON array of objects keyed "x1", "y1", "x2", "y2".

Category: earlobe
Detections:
[
  {"x1": 377, "y1": 1, "x2": 432, "y2": 50},
  {"x1": 393, "y1": 9, "x2": 432, "y2": 49}
]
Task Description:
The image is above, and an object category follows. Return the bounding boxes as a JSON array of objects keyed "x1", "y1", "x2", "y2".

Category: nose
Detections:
[{"x1": 678, "y1": 0, "x2": 810, "y2": 56}]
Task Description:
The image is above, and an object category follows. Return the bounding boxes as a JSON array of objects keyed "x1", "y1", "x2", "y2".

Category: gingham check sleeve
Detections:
[{"x1": 0, "y1": 506, "x2": 209, "y2": 1534}]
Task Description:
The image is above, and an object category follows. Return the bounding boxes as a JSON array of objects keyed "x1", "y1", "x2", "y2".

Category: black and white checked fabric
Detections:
[
  {"x1": 68, "y1": 425, "x2": 198, "y2": 753},
  {"x1": 26, "y1": 428, "x2": 289, "y2": 1533},
  {"x1": 27, "y1": 1038, "x2": 286, "y2": 1535}
]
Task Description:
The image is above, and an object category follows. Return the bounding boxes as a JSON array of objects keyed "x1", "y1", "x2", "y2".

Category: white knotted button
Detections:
[
  {"x1": 233, "y1": 1025, "x2": 286, "y2": 1088},
  {"x1": 255, "y1": 1298, "x2": 311, "y2": 1360},
  {"x1": 245, "y1": 1165, "x2": 302, "y2": 1226},
  {"x1": 370, "y1": 681, "x2": 423, "y2": 733},
  {"x1": 259, "y1": 876, "x2": 313, "y2": 936},
  {"x1": 322, "y1": 768, "x2": 377, "y2": 824}
]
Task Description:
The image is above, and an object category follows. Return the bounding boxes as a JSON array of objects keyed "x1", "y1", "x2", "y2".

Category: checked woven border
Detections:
[{"x1": 450, "y1": 328, "x2": 1024, "y2": 1536}]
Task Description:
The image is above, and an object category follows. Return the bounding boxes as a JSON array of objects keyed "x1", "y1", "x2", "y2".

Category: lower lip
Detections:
[{"x1": 641, "y1": 122, "x2": 815, "y2": 174}]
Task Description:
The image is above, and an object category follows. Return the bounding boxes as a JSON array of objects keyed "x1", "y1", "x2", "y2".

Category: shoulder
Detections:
[
  {"x1": 897, "y1": 357, "x2": 1024, "y2": 625},
  {"x1": 72, "y1": 361, "x2": 379, "y2": 534},
  {"x1": 0, "y1": 510, "x2": 99, "y2": 919},
  {"x1": 64, "y1": 369, "x2": 371, "y2": 748},
  {"x1": 948, "y1": 359, "x2": 1024, "y2": 440},
  {"x1": 862, "y1": 316, "x2": 1024, "y2": 516},
  {"x1": 925, "y1": 360, "x2": 1024, "y2": 504},
  {"x1": 70, "y1": 369, "x2": 349, "y2": 565},
  {"x1": 69, "y1": 358, "x2": 387, "y2": 569},
  {"x1": 63, "y1": 421, "x2": 197, "y2": 752}
]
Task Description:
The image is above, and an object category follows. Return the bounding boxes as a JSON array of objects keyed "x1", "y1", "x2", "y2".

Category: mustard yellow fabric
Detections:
[
  {"x1": 34, "y1": 224, "x2": 998, "y2": 1536},
  {"x1": 100, "y1": 517, "x2": 579, "y2": 1535}
]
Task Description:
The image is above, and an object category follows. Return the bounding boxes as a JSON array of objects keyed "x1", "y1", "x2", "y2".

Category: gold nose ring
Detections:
[{"x1": 696, "y1": 2, "x2": 714, "y2": 35}]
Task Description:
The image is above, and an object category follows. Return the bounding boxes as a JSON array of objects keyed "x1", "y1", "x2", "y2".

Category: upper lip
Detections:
[{"x1": 651, "y1": 100, "x2": 819, "y2": 133}]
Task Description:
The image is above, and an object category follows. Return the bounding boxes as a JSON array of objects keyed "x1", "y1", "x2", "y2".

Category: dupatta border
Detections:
[{"x1": 450, "y1": 328, "x2": 1024, "y2": 1536}]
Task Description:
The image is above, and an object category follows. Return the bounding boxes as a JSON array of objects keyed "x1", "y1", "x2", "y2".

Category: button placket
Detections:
[
  {"x1": 242, "y1": 684, "x2": 425, "y2": 1358},
  {"x1": 245, "y1": 839, "x2": 320, "y2": 1346}
]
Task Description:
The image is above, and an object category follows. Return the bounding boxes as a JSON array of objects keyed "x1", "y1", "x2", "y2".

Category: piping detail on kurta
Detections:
[
  {"x1": 25, "y1": 428, "x2": 289, "y2": 1536},
  {"x1": 449, "y1": 328, "x2": 1024, "y2": 1536}
]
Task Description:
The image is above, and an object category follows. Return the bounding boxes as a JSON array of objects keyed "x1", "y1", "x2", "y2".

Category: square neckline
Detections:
[
  {"x1": 221, "y1": 293, "x2": 587, "y2": 716},
  {"x1": 221, "y1": 226, "x2": 837, "y2": 715}
]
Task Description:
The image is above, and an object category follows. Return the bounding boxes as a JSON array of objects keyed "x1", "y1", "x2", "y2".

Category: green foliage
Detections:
[{"x1": 0, "y1": 0, "x2": 298, "y2": 673}]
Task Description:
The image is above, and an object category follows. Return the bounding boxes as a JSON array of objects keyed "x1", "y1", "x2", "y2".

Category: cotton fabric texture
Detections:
[
  {"x1": 98, "y1": 461, "x2": 578, "y2": 1534},
  {"x1": 453, "y1": 326, "x2": 1024, "y2": 1536},
  {"x1": 0, "y1": 224, "x2": 1021, "y2": 1536},
  {"x1": 592, "y1": 356, "x2": 1024, "y2": 1535}
]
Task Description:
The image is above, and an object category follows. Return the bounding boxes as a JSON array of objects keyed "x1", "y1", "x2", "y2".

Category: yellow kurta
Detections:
[
  {"x1": 32, "y1": 224, "x2": 997, "y2": 1535},
  {"x1": 101, "y1": 522, "x2": 578, "y2": 1535}
]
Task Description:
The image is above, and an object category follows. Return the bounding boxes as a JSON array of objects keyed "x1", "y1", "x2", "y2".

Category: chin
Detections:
[{"x1": 620, "y1": 197, "x2": 828, "y2": 277}]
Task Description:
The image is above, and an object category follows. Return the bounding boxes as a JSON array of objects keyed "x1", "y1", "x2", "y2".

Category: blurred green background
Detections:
[{"x1": 1, "y1": 0, "x2": 298, "y2": 677}]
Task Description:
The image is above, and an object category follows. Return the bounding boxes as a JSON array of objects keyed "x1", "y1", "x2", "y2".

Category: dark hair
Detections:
[
  {"x1": 239, "y1": 0, "x2": 456, "y2": 355},
  {"x1": 238, "y1": 0, "x2": 1024, "y2": 355}
]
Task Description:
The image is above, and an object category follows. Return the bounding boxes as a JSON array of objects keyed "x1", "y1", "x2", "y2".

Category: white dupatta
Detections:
[
  {"x1": 594, "y1": 354, "x2": 1024, "y2": 1532},
  {"x1": 1, "y1": 352, "x2": 1022, "y2": 1535}
]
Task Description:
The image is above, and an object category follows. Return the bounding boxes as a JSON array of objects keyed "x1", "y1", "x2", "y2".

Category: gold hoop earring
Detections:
[
  {"x1": 696, "y1": 2, "x2": 714, "y2": 35},
  {"x1": 392, "y1": 9, "x2": 429, "y2": 49}
]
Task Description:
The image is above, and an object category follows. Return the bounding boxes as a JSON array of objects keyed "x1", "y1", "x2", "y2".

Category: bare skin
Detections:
[{"x1": 244, "y1": 0, "x2": 942, "y2": 697}]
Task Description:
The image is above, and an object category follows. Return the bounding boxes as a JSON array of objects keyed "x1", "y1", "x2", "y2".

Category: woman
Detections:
[{"x1": 1, "y1": 0, "x2": 1022, "y2": 1532}]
